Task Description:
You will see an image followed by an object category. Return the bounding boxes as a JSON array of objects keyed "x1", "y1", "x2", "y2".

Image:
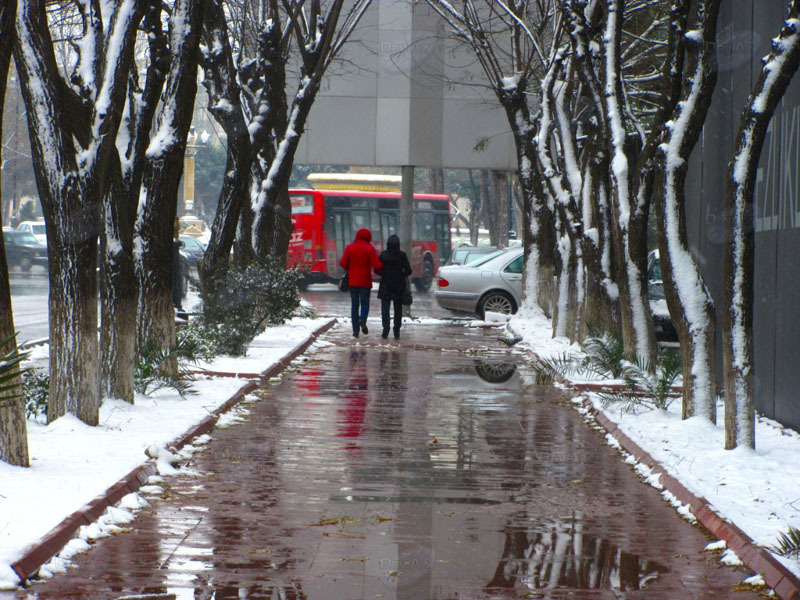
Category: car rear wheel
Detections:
[
  {"x1": 19, "y1": 254, "x2": 33, "y2": 271},
  {"x1": 478, "y1": 290, "x2": 516, "y2": 319},
  {"x1": 414, "y1": 256, "x2": 434, "y2": 292}
]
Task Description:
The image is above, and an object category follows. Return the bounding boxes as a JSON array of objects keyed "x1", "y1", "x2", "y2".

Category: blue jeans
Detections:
[{"x1": 349, "y1": 286, "x2": 371, "y2": 333}]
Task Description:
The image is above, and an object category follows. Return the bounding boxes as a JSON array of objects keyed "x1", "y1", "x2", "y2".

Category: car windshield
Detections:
[
  {"x1": 16, "y1": 232, "x2": 38, "y2": 244},
  {"x1": 181, "y1": 237, "x2": 203, "y2": 249},
  {"x1": 464, "y1": 249, "x2": 508, "y2": 267}
]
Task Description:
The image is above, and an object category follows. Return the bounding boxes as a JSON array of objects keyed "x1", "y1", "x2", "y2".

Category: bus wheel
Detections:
[
  {"x1": 414, "y1": 257, "x2": 434, "y2": 292},
  {"x1": 298, "y1": 277, "x2": 309, "y2": 292}
]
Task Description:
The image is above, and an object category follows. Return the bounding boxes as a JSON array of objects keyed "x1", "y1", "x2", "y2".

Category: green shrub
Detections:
[
  {"x1": 23, "y1": 369, "x2": 49, "y2": 418},
  {"x1": 197, "y1": 257, "x2": 303, "y2": 356}
]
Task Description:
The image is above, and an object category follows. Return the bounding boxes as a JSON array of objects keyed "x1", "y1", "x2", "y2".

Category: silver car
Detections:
[{"x1": 435, "y1": 247, "x2": 524, "y2": 318}]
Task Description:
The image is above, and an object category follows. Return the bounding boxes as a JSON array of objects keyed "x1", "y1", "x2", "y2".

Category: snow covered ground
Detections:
[
  {"x1": 509, "y1": 307, "x2": 800, "y2": 584},
  {"x1": 0, "y1": 315, "x2": 333, "y2": 590}
]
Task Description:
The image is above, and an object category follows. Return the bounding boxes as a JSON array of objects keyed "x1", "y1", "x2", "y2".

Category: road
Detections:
[
  {"x1": 7, "y1": 274, "x2": 458, "y2": 346},
  {"x1": 7, "y1": 268, "x2": 49, "y2": 344}
]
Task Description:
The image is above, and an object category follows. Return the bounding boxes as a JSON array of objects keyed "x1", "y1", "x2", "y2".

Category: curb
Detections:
[
  {"x1": 10, "y1": 317, "x2": 337, "y2": 584},
  {"x1": 578, "y1": 396, "x2": 800, "y2": 600},
  {"x1": 511, "y1": 326, "x2": 800, "y2": 600}
]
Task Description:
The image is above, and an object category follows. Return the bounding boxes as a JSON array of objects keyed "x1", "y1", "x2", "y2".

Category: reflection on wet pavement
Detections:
[{"x1": 12, "y1": 322, "x2": 759, "y2": 600}]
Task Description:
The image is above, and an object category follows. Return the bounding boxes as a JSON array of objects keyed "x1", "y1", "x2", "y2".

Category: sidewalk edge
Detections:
[
  {"x1": 10, "y1": 317, "x2": 337, "y2": 584},
  {"x1": 578, "y1": 395, "x2": 800, "y2": 600}
]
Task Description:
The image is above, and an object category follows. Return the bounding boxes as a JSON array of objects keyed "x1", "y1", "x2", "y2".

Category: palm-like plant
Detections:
[
  {"x1": 773, "y1": 526, "x2": 800, "y2": 558},
  {"x1": 0, "y1": 334, "x2": 30, "y2": 408}
]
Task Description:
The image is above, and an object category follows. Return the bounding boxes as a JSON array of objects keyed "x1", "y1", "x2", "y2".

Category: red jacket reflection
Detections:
[{"x1": 339, "y1": 228, "x2": 382, "y2": 288}]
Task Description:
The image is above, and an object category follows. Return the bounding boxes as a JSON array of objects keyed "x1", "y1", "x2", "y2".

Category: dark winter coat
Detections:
[
  {"x1": 377, "y1": 235, "x2": 412, "y2": 301},
  {"x1": 339, "y1": 228, "x2": 382, "y2": 288}
]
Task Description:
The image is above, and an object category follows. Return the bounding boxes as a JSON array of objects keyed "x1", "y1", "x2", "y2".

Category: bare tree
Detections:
[
  {"x1": 654, "y1": 0, "x2": 721, "y2": 422},
  {"x1": 135, "y1": 0, "x2": 204, "y2": 357},
  {"x1": 0, "y1": 0, "x2": 29, "y2": 467},
  {"x1": 13, "y1": 0, "x2": 145, "y2": 424},
  {"x1": 722, "y1": 0, "x2": 800, "y2": 448},
  {"x1": 425, "y1": 0, "x2": 557, "y2": 318},
  {"x1": 197, "y1": 0, "x2": 372, "y2": 288},
  {"x1": 101, "y1": 0, "x2": 169, "y2": 402}
]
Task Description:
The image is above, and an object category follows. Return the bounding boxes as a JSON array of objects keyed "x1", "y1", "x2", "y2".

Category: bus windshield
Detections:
[{"x1": 291, "y1": 194, "x2": 314, "y2": 215}]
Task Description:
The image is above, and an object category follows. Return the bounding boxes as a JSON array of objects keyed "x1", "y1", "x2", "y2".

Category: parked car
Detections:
[
  {"x1": 445, "y1": 245, "x2": 498, "y2": 266},
  {"x1": 647, "y1": 249, "x2": 678, "y2": 342},
  {"x1": 15, "y1": 220, "x2": 47, "y2": 246},
  {"x1": 436, "y1": 247, "x2": 524, "y2": 318},
  {"x1": 179, "y1": 235, "x2": 206, "y2": 267},
  {"x1": 3, "y1": 228, "x2": 48, "y2": 271}
]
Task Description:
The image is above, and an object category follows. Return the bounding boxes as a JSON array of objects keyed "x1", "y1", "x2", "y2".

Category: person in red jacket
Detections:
[{"x1": 339, "y1": 228, "x2": 383, "y2": 337}]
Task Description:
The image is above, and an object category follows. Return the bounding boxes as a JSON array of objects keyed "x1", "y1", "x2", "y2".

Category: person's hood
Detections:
[
  {"x1": 355, "y1": 228, "x2": 372, "y2": 242},
  {"x1": 386, "y1": 234, "x2": 400, "y2": 249}
]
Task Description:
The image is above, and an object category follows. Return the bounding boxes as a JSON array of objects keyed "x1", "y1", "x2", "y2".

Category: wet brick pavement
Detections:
[{"x1": 10, "y1": 321, "x2": 761, "y2": 599}]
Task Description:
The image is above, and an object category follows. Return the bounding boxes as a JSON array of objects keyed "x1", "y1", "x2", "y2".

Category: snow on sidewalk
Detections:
[
  {"x1": 509, "y1": 308, "x2": 800, "y2": 582},
  {"x1": 0, "y1": 316, "x2": 334, "y2": 590}
]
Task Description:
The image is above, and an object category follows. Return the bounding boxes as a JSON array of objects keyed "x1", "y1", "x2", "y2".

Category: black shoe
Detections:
[
  {"x1": 360, "y1": 320, "x2": 368, "y2": 334},
  {"x1": 393, "y1": 330, "x2": 400, "y2": 339},
  {"x1": 381, "y1": 330, "x2": 389, "y2": 339},
  {"x1": 353, "y1": 331, "x2": 359, "y2": 338}
]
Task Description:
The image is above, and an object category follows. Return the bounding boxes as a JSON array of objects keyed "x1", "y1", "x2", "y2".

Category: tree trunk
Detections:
[
  {"x1": 13, "y1": 0, "x2": 144, "y2": 426},
  {"x1": 581, "y1": 150, "x2": 619, "y2": 337},
  {"x1": 601, "y1": 0, "x2": 657, "y2": 364},
  {"x1": 252, "y1": 85, "x2": 319, "y2": 259},
  {"x1": 481, "y1": 170, "x2": 498, "y2": 246},
  {"x1": 428, "y1": 168, "x2": 445, "y2": 194},
  {"x1": 0, "y1": 0, "x2": 29, "y2": 465},
  {"x1": 656, "y1": 0, "x2": 721, "y2": 423},
  {"x1": 197, "y1": 0, "x2": 254, "y2": 292},
  {"x1": 468, "y1": 169, "x2": 480, "y2": 246},
  {"x1": 49, "y1": 239, "x2": 101, "y2": 424},
  {"x1": 722, "y1": 1, "x2": 800, "y2": 449},
  {"x1": 136, "y1": 0, "x2": 203, "y2": 358},
  {"x1": 101, "y1": 167, "x2": 137, "y2": 403}
]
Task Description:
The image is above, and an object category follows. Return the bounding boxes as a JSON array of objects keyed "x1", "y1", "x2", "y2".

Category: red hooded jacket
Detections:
[{"x1": 339, "y1": 229, "x2": 382, "y2": 288}]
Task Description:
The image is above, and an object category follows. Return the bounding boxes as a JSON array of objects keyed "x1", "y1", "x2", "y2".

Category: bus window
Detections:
[
  {"x1": 380, "y1": 212, "x2": 397, "y2": 242},
  {"x1": 434, "y1": 213, "x2": 451, "y2": 262},
  {"x1": 414, "y1": 212, "x2": 434, "y2": 241},
  {"x1": 371, "y1": 210, "x2": 382, "y2": 242},
  {"x1": 351, "y1": 210, "x2": 370, "y2": 236},
  {"x1": 291, "y1": 193, "x2": 314, "y2": 215}
]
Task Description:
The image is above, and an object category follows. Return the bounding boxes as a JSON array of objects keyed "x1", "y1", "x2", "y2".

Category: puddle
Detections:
[
  {"x1": 485, "y1": 521, "x2": 668, "y2": 592},
  {"x1": 474, "y1": 359, "x2": 517, "y2": 383}
]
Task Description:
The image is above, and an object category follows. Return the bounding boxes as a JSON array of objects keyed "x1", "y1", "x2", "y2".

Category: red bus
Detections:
[{"x1": 288, "y1": 189, "x2": 451, "y2": 291}]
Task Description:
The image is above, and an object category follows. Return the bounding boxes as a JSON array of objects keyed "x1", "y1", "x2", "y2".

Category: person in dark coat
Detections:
[
  {"x1": 339, "y1": 228, "x2": 382, "y2": 338},
  {"x1": 377, "y1": 234, "x2": 412, "y2": 339}
]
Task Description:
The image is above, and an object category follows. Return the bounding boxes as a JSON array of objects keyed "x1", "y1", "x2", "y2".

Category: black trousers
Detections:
[{"x1": 381, "y1": 298, "x2": 402, "y2": 333}]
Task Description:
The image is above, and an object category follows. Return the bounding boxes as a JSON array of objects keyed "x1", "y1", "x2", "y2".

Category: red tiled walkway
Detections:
[{"x1": 10, "y1": 322, "x2": 760, "y2": 599}]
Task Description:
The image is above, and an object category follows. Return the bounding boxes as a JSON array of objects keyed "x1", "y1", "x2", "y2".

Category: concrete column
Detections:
[
  {"x1": 401, "y1": 166, "x2": 414, "y2": 317},
  {"x1": 400, "y1": 165, "x2": 414, "y2": 258}
]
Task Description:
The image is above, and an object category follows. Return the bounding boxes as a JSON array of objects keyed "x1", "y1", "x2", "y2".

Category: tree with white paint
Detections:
[
  {"x1": 722, "y1": 0, "x2": 800, "y2": 449},
  {"x1": 654, "y1": 0, "x2": 720, "y2": 422},
  {"x1": 0, "y1": 0, "x2": 30, "y2": 467},
  {"x1": 135, "y1": 0, "x2": 205, "y2": 360},
  {"x1": 13, "y1": 0, "x2": 145, "y2": 424}
]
